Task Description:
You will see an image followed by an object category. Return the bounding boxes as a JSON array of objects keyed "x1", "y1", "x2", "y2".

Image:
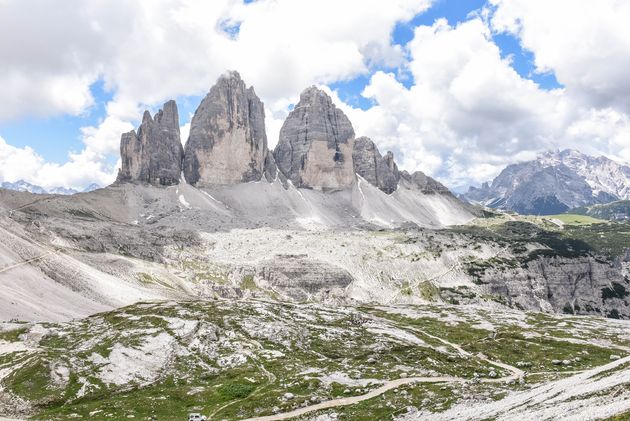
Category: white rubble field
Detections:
[
  {"x1": 0, "y1": 175, "x2": 482, "y2": 322},
  {"x1": 397, "y1": 356, "x2": 630, "y2": 421},
  {"x1": 192, "y1": 227, "x2": 499, "y2": 303},
  {"x1": 89, "y1": 332, "x2": 175, "y2": 386}
]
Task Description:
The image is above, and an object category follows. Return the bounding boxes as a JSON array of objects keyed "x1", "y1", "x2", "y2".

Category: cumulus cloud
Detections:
[
  {"x1": 490, "y1": 0, "x2": 630, "y2": 111},
  {"x1": 333, "y1": 18, "x2": 567, "y2": 188},
  {"x1": 0, "y1": 136, "x2": 118, "y2": 190},
  {"x1": 1, "y1": 0, "x2": 629, "y2": 191},
  {"x1": 332, "y1": 10, "x2": 630, "y2": 190},
  {"x1": 0, "y1": 0, "x2": 432, "y2": 188}
]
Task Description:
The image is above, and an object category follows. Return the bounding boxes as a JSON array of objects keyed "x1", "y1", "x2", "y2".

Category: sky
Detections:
[{"x1": 1, "y1": 0, "x2": 630, "y2": 192}]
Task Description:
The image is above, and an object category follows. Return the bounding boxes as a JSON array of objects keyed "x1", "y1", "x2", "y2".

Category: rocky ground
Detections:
[
  {"x1": 1, "y1": 183, "x2": 628, "y2": 321},
  {"x1": 0, "y1": 300, "x2": 629, "y2": 420},
  {"x1": 1, "y1": 182, "x2": 630, "y2": 419}
]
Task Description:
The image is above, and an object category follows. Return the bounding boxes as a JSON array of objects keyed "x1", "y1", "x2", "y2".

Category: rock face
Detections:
[
  {"x1": 183, "y1": 71, "x2": 276, "y2": 187},
  {"x1": 117, "y1": 100, "x2": 183, "y2": 186},
  {"x1": 274, "y1": 87, "x2": 355, "y2": 190},
  {"x1": 352, "y1": 137, "x2": 400, "y2": 194},
  {"x1": 400, "y1": 170, "x2": 452, "y2": 195},
  {"x1": 479, "y1": 255, "x2": 630, "y2": 319},
  {"x1": 257, "y1": 255, "x2": 354, "y2": 301},
  {"x1": 464, "y1": 149, "x2": 630, "y2": 214}
]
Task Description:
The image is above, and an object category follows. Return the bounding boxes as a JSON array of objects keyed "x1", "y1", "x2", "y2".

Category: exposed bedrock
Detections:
[
  {"x1": 256, "y1": 255, "x2": 354, "y2": 301},
  {"x1": 274, "y1": 87, "x2": 356, "y2": 191},
  {"x1": 117, "y1": 100, "x2": 183, "y2": 186},
  {"x1": 183, "y1": 71, "x2": 277, "y2": 187},
  {"x1": 479, "y1": 255, "x2": 630, "y2": 318},
  {"x1": 352, "y1": 136, "x2": 400, "y2": 194}
]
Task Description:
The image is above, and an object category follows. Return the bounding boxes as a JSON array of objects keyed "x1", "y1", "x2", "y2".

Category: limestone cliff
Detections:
[
  {"x1": 183, "y1": 71, "x2": 276, "y2": 186},
  {"x1": 274, "y1": 87, "x2": 355, "y2": 191},
  {"x1": 117, "y1": 100, "x2": 183, "y2": 186},
  {"x1": 352, "y1": 136, "x2": 400, "y2": 194}
]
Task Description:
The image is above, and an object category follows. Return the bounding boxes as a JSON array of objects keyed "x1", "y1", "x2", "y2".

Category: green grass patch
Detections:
[
  {"x1": 548, "y1": 214, "x2": 606, "y2": 225},
  {"x1": 0, "y1": 326, "x2": 28, "y2": 342},
  {"x1": 240, "y1": 275, "x2": 256, "y2": 290}
]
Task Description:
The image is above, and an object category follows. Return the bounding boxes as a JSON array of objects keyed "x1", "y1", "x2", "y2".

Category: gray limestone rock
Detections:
[
  {"x1": 274, "y1": 87, "x2": 356, "y2": 191},
  {"x1": 400, "y1": 170, "x2": 451, "y2": 195},
  {"x1": 462, "y1": 149, "x2": 630, "y2": 215},
  {"x1": 257, "y1": 255, "x2": 354, "y2": 301},
  {"x1": 183, "y1": 71, "x2": 275, "y2": 186},
  {"x1": 352, "y1": 136, "x2": 400, "y2": 194},
  {"x1": 117, "y1": 100, "x2": 183, "y2": 186},
  {"x1": 479, "y1": 254, "x2": 630, "y2": 318}
]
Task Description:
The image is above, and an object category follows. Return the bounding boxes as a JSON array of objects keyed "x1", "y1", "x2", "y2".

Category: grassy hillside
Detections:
[
  {"x1": 548, "y1": 213, "x2": 606, "y2": 225},
  {"x1": 571, "y1": 200, "x2": 630, "y2": 222},
  {"x1": 1, "y1": 300, "x2": 629, "y2": 420}
]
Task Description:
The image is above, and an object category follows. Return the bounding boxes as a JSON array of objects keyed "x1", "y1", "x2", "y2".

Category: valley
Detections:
[{"x1": 0, "y1": 72, "x2": 629, "y2": 421}]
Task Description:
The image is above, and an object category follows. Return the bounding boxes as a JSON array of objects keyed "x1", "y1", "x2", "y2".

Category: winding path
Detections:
[
  {"x1": 240, "y1": 376, "x2": 454, "y2": 421},
  {"x1": 239, "y1": 312, "x2": 525, "y2": 421},
  {"x1": 0, "y1": 251, "x2": 55, "y2": 274}
]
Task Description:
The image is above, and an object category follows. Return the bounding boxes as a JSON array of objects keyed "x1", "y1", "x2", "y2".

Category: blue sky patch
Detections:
[{"x1": 0, "y1": 0, "x2": 561, "y2": 166}]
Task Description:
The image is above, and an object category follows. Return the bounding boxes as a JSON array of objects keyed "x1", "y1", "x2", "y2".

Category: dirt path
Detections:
[
  {"x1": 420, "y1": 354, "x2": 630, "y2": 421},
  {"x1": 368, "y1": 313, "x2": 525, "y2": 379},
  {"x1": 0, "y1": 251, "x2": 55, "y2": 274},
  {"x1": 239, "y1": 313, "x2": 525, "y2": 421},
  {"x1": 240, "y1": 352, "x2": 628, "y2": 421},
  {"x1": 240, "y1": 376, "x2": 456, "y2": 421}
]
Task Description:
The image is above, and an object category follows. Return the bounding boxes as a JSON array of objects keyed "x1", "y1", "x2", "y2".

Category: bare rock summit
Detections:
[
  {"x1": 117, "y1": 100, "x2": 183, "y2": 186},
  {"x1": 400, "y1": 170, "x2": 452, "y2": 195},
  {"x1": 352, "y1": 136, "x2": 400, "y2": 194},
  {"x1": 274, "y1": 87, "x2": 355, "y2": 191},
  {"x1": 183, "y1": 71, "x2": 277, "y2": 186}
]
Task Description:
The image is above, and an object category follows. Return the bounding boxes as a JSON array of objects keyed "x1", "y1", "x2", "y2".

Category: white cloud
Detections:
[
  {"x1": 490, "y1": 0, "x2": 630, "y2": 111},
  {"x1": 0, "y1": 0, "x2": 433, "y2": 188},
  {"x1": 0, "y1": 136, "x2": 118, "y2": 190},
  {"x1": 2, "y1": 0, "x2": 630, "y2": 191},
  {"x1": 332, "y1": 18, "x2": 568, "y2": 188},
  {"x1": 0, "y1": 0, "x2": 433, "y2": 121},
  {"x1": 332, "y1": 14, "x2": 630, "y2": 190},
  {"x1": 566, "y1": 108, "x2": 630, "y2": 162}
]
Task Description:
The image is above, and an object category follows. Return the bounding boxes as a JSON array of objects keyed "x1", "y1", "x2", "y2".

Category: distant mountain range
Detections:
[
  {"x1": 463, "y1": 149, "x2": 630, "y2": 215},
  {"x1": 0, "y1": 180, "x2": 100, "y2": 195}
]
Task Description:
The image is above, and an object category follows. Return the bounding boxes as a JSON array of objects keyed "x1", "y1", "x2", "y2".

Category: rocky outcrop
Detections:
[
  {"x1": 117, "y1": 100, "x2": 183, "y2": 186},
  {"x1": 257, "y1": 255, "x2": 354, "y2": 301},
  {"x1": 274, "y1": 87, "x2": 355, "y2": 191},
  {"x1": 352, "y1": 137, "x2": 400, "y2": 194},
  {"x1": 400, "y1": 170, "x2": 451, "y2": 195},
  {"x1": 183, "y1": 71, "x2": 276, "y2": 187},
  {"x1": 478, "y1": 255, "x2": 630, "y2": 319}
]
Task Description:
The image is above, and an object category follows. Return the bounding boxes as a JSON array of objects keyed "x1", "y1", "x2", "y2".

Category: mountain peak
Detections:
[
  {"x1": 274, "y1": 85, "x2": 355, "y2": 190},
  {"x1": 464, "y1": 149, "x2": 630, "y2": 214},
  {"x1": 0, "y1": 179, "x2": 100, "y2": 195},
  {"x1": 117, "y1": 100, "x2": 184, "y2": 186},
  {"x1": 183, "y1": 72, "x2": 275, "y2": 186},
  {"x1": 218, "y1": 69, "x2": 243, "y2": 82}
]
